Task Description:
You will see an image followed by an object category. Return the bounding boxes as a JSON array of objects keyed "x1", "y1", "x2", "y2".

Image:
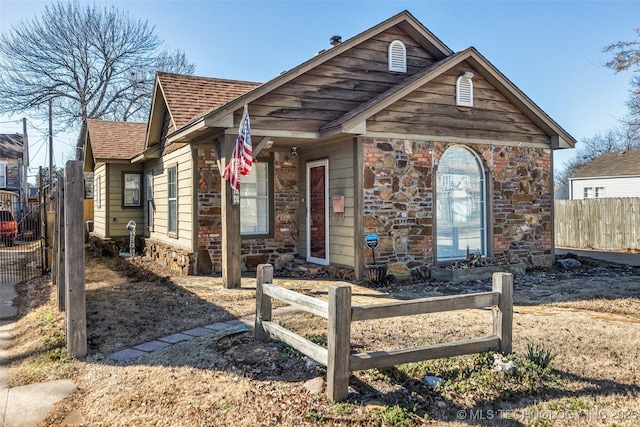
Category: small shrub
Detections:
[
  {"x1": 306, "y1": 333, "x2": 327, "y2": 347},
  {"x1": 306, "y1": 409, "x2": 327, "y2": 424},
  {"x1": 378, "y1": 405, "x2": 415, "y2": 427},
  {"x1": 526, "y1": 341, "x2": 556, "y2": 369}
]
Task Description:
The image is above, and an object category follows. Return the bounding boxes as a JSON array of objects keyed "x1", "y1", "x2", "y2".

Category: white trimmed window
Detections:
[
  {"x1": 240, "y1": 162, "x2": 269, "y2": 235},
  {"x1": 456, "y1": 71, "x2": 474, "y2": 107},
  {"x1": 436, "y1": 146, "x2": 486, "y2": 261},
  {"x1": 146, "y1": 172, "x2": 154, "y2": 229},
  {"x1": 168, "y1": 166, "x2": 177, "y2": 235},
  {"x1": 123, "y1": 173, "x2": 141, "y2": 207},
  {"x1": 583, "y1": 187, "x2": 594, "y2": 199},
  {"x1": 584, "y1": 187, "x2": 605, "y2": 198},
  {"x1": 95, "y1": 176, "x2": 101, "y2": 208},
  {"x1": 0, "y1": 162, "x2": 6, "y2": 188},
  {"x1": 388, "y1": 40, "x2": 407, "y2": 73}
]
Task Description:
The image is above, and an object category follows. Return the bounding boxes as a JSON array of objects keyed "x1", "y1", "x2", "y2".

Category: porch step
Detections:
[
  {"x1": 281, "y1": 260, "x2": 355, "y2": 281},
  {"x1": 287, "y1": 261, "x2": 324, "y2": 276}
]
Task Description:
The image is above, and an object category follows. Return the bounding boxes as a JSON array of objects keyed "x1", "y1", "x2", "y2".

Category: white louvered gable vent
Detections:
[
  {"x1": 456, "y1": 72, "x2": 474, "y2": 107},
  {"x1": 388, "y1": 40, "x2": 406, "y2": 73}
]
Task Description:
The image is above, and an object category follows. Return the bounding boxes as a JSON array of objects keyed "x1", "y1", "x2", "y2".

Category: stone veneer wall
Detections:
[
  {"x1": 143, "y1": 238, "x2": 195, "y2": 276},
  {"x1": 363, "y1": 137, "x2": 553, "y2": 279},
  {"x1": 196, "y1": 148, "x2": 299, "y2": 274},
  {"x1": 90, "y1": 235, "x2": 194, "y2": 275}
]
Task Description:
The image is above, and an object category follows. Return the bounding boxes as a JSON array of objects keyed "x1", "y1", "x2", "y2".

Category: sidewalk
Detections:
[
  {"x1": 556, "y1": 247, "x2": 640, "y2": 266},
  {"x1": 0, "y1": 281, "x2": 76, "y2": 427}
]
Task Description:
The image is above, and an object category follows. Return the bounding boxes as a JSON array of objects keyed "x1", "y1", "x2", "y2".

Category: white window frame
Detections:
[
  {"x1": 388, "y1": 40, "x2": 407, "y2": 73},
  {"x1": 595, "y1": 187, "x2": 605, "y2": 198},
  {"x1": 0, "y1": 162, "x2": 6, "y2": 188},
  {"x1": 146, "y1": 172, "x2": 154, "y2": 230},
  {"x1": 168, "y1": 166, "x2": 177, "y2": 236},
  {"x1": 584, "y1": 187, "x2": 594, "y2": 199},
  {"x1": 436, "y1": 146, "x2": 486, "y2": 261},
  {"x1": 123, "y1": 172, "x2": 141, "y2": 207},
  {"x1": 95, "y1": 176, "x2": 101, "y2": 208},
  {"x1": 240, "y1": 162, "x2": 269, "y2": 236}
]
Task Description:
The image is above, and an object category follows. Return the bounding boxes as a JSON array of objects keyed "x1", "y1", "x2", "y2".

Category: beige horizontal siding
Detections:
[
  {"x1": 145, "y1": 144, "x2": 194, "y2": 251},
  {"x1": 105, "y1": 163, "x2": 144, "y2": 238},
  {"x1": 93, "y1": 165, "x2": 107, "y2": 238},
  {"x1": 299, "y1": 138, "x2": 356, "y2": 268}
]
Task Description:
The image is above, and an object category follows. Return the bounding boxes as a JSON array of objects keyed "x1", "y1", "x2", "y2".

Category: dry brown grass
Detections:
[
  {"x1": 6, "y1": 253, "x2": 640, "y2": 426},
  {"x1": 8, "y1": 276, "x2": 78, "y2": 387}
]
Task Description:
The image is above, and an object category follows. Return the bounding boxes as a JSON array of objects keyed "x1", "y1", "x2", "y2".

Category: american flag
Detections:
[{"x1": 222, "y1": 104, "x2": 253, "y2": 197}]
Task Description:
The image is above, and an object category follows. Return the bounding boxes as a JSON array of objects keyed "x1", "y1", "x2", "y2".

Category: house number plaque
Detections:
[{"x1": 365, "y1": 234, "x2": 379, "y2": 250}]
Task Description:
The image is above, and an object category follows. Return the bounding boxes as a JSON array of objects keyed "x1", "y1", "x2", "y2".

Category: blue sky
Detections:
[{"x1": 0, "y1": 0, "x2": 638, "y2": 180}]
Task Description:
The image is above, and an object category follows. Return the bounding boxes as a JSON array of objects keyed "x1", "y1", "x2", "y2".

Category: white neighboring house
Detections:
[{"x1": 569, "y1": 150, "x2": 640, "y2": 199}]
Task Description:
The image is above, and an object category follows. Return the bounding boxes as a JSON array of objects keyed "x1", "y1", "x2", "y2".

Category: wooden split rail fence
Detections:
[{"x1": 254, "y1": 264, "x2": 513, "y2": 402}]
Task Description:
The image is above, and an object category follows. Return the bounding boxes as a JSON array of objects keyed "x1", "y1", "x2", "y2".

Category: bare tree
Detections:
[
  {"x1": 555, "y1": 125, "x2": 640, "y2": 185},
  {"x1": 604, "y1": 28, "x2": 640, "y2": 126},
  {"x1": 0, "y1": 1, "x2": 195, "y2": 158},
  {"x1": 556, "y1": 31, "x2": 640, "y2": 185}
]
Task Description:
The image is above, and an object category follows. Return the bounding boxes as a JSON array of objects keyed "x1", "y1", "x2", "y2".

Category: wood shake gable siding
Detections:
[
  {"x1": 244, "y1": 25, "x2": 437, "y2": 133},
  {"x1": 367, "y1": 62, "x2": 549, "y2": 144}
]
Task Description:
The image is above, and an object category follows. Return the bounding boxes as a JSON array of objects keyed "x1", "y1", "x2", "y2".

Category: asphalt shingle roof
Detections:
[
  {"x1": 0, "y1": 134, "x2": 24, "y2": 159},
  {"x1": 572, "y1": 150, "x2": 640, "y2": 179},
  {"x1": 86, "y1": 119, "x2": 147, "y2": 161},
  {"x1": 157, "y1": 72, "x2": 261, "y2": 128}
]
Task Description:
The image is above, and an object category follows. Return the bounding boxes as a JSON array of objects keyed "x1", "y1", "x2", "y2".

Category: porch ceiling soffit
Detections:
[
  {"x1": 165, "y1": 10, "x2": 453, "y2": 145},
  {"x1": 320, "y1": 47, "x2": 576, "y2": 149}
]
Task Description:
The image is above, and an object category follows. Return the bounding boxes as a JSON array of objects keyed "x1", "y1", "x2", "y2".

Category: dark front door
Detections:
[{"x1": 306, "y1": 160, "x2": 329, "y2": 265}]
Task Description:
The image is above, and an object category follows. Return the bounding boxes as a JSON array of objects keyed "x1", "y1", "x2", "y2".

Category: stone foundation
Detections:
[
  {"x1": 89, "y1": 234, "x2": 144, "y2": 257},
  {"x1": 142, "y1": 238, "x2": 195, "y2": 276}
]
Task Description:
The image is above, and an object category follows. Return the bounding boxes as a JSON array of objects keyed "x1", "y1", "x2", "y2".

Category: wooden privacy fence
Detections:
[
  {"x1": 555, "y1": 198, "x2": 640, "y2": 251},
  {"x1": 254, "y1": 264, "x2": 513, "y2": 402}
]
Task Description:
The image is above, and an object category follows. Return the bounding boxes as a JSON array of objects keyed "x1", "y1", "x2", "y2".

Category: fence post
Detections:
[
  {"x1": 492, "y1": 272, "x2": 513, "y2": 353},
  {"x1": 64, "y1": 161, "x2": 86, "y2": 358},
  {"x1": 255, "y1": 263, "x2": 273, "y2": 342},
  {"x1": 327, "y1": 285, "x2": 352, "y2": 402},
  {"x1": 56, "y1": 175, "x2": 65, "y2": 312},
  {"x1": 51, "y1": 188, "x2": 57, "y2": 286}
]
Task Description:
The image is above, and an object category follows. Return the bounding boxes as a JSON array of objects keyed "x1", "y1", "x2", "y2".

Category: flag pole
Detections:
[{"x1": 222, "y1": 102, "x2": 252, "y2": 206}]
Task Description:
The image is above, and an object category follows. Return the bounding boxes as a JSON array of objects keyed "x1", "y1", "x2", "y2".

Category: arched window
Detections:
[
  {"x1": 388, "y1": 40, "x2": 407, "y2": 73},
  {"x1": 456, "y1": 71, "x2": 474, "y2": 107},
  {"x1": 436, "y1": 146, "x2": 486, "y2": 261}
]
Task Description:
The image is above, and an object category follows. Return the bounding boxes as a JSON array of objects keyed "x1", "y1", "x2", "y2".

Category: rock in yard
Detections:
[
  {"x1": 303, "y1": 377, "x2": 325, "y2": 394},
  {"x1": 492, "y1": 354, "x2": 518, "y2": 376},
  {"x1": 424, "y1": 375, "x2": 446, "y2": 388},
  {"x1": 364, "y1": 400, "x2": 388, "y2": 411},
  {"x1": 556, "y1": 258, "x2": 582, "y2": 269}
]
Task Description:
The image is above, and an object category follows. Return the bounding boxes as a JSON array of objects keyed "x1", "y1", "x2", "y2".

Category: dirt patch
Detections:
[{"x1": 7, "y1": 252, "x2": 640, "y2": 426}]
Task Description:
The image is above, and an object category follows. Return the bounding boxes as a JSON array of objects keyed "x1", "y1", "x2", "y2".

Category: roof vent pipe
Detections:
[{"x1": 330, "y1": 35, "x2": 342, "y2": 46}]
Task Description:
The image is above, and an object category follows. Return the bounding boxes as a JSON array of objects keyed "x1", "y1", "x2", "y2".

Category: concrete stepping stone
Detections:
[
  {"x1": 182, "y1": 327, "x2": 216, "y2": 337},
  {"x1": 158, "y1": 332, "x2": 193, "y2": 344},
  {"x1": 108, "y1": 348, "x2": 147, "y2": 361},
  {"x1": 133, "y1": 340, "x2": 171, "y2": 352}
]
